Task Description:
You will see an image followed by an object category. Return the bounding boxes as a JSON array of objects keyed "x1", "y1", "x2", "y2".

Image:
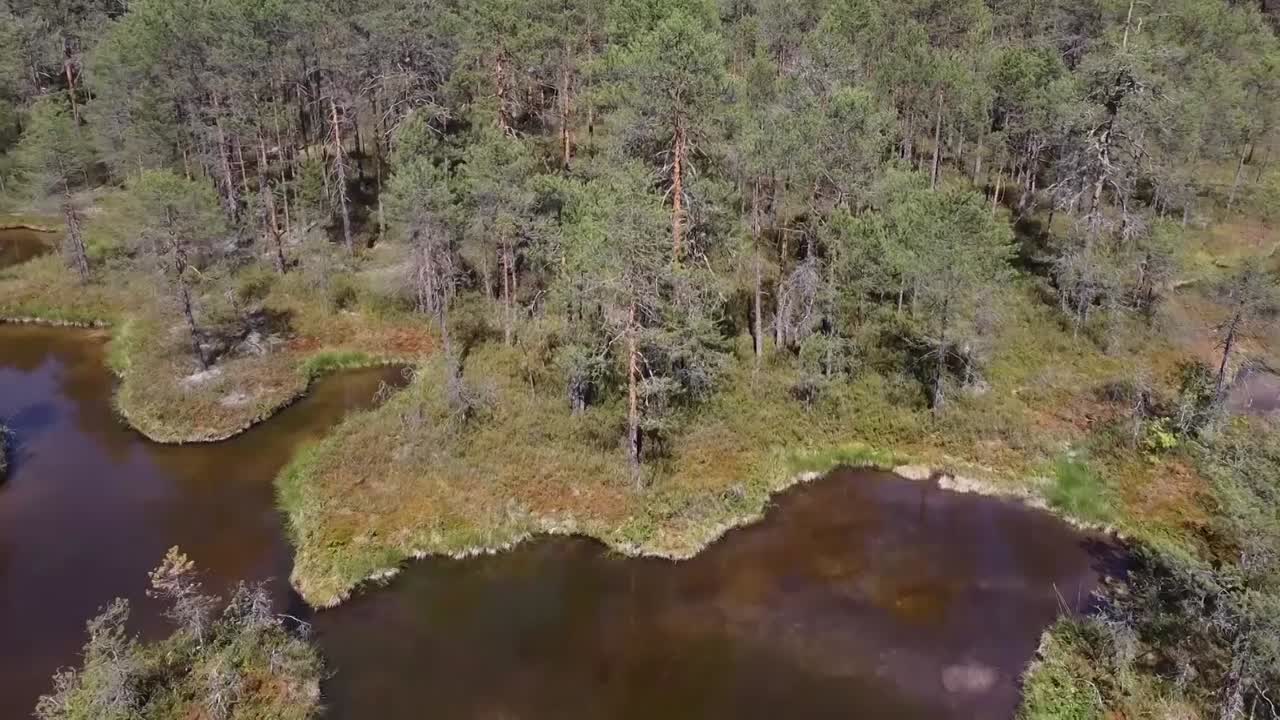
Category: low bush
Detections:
[{"x1": 35, "y1": 548, "x2": 321, "y2": 720}]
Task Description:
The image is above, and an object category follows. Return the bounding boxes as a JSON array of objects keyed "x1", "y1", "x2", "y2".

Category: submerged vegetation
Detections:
[
  {"x1": 35, "y1": 548, "x2": 321, "y2": 720},
  {"x1": 0, "y1": 0, "x2": 1278, "y2": 716}
]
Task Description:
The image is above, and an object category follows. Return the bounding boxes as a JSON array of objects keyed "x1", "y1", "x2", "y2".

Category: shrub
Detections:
[{"x1": 35, "y1": 548, "x2": 321, "y2": 720}]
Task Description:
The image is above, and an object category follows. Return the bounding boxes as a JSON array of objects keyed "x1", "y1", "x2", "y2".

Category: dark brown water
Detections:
[
  {"x1": 0, "y1": 324, "x2": 404, "y2": 718},
  {"x1": 0, "y1": 229, "x2": 52, "y2": 270},
  {"x1": 1229, "y1": 367, "x2": 1280, "y2": 417},
  {"x1": 0, "y1": 324, "x2": 1114, "y2": 719},
  {"x1": 315, "y1": 473, "x2": 1112, "y2": 720}
]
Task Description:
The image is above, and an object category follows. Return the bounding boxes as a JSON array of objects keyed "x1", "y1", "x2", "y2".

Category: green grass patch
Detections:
[
  {"x1": 1046, "y1": 454, "x2": 1114, "y2": 523},
  {"x1": 783, "y1": 443, "x2": 899, "y2": 476},
  {"x1": 298, "y1": 350, "x2": 377, "y2": 381}
]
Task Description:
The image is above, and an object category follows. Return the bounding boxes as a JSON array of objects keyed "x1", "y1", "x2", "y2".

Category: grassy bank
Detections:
[
  {"x1": 279, "y1": 277, "x2": 1212, "y2": 606},
  {"x1": 0, "y1": 222, "x2": 434, "y2": 442},
  {"x1": 1019, "y1": 421, "x2": 1280, "y2": 719}
]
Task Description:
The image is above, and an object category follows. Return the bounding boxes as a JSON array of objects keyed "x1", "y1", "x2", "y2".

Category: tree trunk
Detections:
[
  {"x1": 671, "y1": 119, "x2": 687, "y2": 263},
  {"x1": 1227, "y1": 140, "x2": 1251, "y2": 209},
  {"x1": 933, "y1": 297, "x2": 950, "y2": 412},
  {"x1": 560, "y1": 63, "x2": 573, "y2": 169},
  {"x1": 775, "y1": 232, "x2": 787, "y2": 348},
  {"x1": 211, "y1": 97, "x2": 240, "y2": 222},
  {"x1": 627, "y1": 303, "x2": 641, "y2": 481},
  {"x1": 1217, "y1": 630, "x2": 1250, "y2": 720},
  {"x1": 930, "y1": 91, "x2": 944, "y2": 190},
  {"x1": 1214, "y1": 314, "x2": 1241, "y2": 405},
  {"x1": 501, "y1": 240, "x2": 513, "y2": 346},
  {"x1": 271, "y1": 87, "x2": 293, "y2": 236},
  {"x1": 235, "y1": 137, "x2": 250, "y2": 194},
  {"x1": 257, "y1": 135, "x2": 287, "y2": 274},
  {"x1": 167, "y1": 208, "x2": 206, "y2": 370},
  {"x1": 437, "y1": 292, "x2": 452, "y2": 362},
  {"x1": 62, "y1": 43, "x2": 80, "y2": 123},
  {"x1": 62, "y1": 193, "x2": 89, "y2": 283},
  {"x1": 752, "y1": 181, "x2": 764, "y2": 362},
  {"x1": 328, "y1": 94, "x2": 354, "y2": 256},
  {"x1": 973, "y1": 136, "x2": 984, "y2": 185},
  {"x1": 494, "y1": 52, "x2": 512, "y2": 134}
]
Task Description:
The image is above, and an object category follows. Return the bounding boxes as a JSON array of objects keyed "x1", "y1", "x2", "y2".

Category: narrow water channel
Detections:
[
  {"x1": 0, "y1": 324, "x2": 1115, "y2": 719},
  {"x1": 0, "y1": 324, "x2": 404, "y2": 719}
]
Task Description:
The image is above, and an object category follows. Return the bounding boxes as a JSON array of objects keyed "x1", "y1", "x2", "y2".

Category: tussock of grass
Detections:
[
  {"x1": 299, "y1": 350, "x2": 377, "y2": 380},
  {"x1": 1046, "y1": 454, "x2": 1114, "y2": 523},
  {"x1": 0, "y1": 254, "x2": 124, "y2": 326}
]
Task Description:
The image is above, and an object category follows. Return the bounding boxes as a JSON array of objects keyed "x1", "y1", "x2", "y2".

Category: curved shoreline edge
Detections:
[
  {"x1": 2, "y1": 317, "x2": 1121, "y2": 616},
  {"x1": 0, "y1": 223, "x2": 58, "y2": 233},
  {"x1": 0, "y1": 315, "x2": 413, "y2": 444},
  {"x1": 299, "y1": 458, "x2": 1122, "y2": 610}
]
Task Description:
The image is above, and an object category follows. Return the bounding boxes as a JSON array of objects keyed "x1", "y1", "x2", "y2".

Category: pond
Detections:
[
  {"x1": 0, "y1": 228, "x2": 53, "y2": 270},
  {"x1": 1229, "y1": 366, "x2": 1280, "y2": 417},
  {"x1": 0, "y1": 324, "x2": 1116, "y2": 719}
]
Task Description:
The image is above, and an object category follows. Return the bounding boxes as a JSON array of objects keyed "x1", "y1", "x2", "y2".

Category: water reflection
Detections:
[
  {"x1": 0, "y1": 323, "x2": 1114, "y2": 720},
  {"x1": 0, "y1": 324, "x2": 402, "y2": 718},
  {"x1": 0, "y1": 229, "x2": 52, "y2": 270},
  {"x1": 315, "y1": 470, "x2": 1113, "y2": 720}
]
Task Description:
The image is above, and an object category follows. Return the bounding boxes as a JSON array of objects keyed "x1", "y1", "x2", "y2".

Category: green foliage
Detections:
[
  {"x1": 1142, "y1": 419, "x2": 1178, "y2": 455},
  {"x1": 2, "y1": 3, "x2": 1280, "y2": 713},
  {"x1": 1047, "y1": 454, "x2": 1112, "y2": 522},
  {"x1": 326, "y1": 273, "x2": 359, "y2": 312},
  {"x1": 14, "y1": 96, "x2": 94, "y2": 200},
  {"x1": 1017, "y1": 620, "x2": 1105, "y2": 720},
  {"x1": 35, "y1": 548, "x2": 321, "y2": 720}
]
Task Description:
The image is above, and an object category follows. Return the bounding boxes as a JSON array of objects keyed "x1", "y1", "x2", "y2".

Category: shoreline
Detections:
[
  {"x1": 0, "y1": 315, "x2": 413, "y2": 444},
  {"x1": 121, "y1": 356, "x2": 414, "y2": 445},
  {"x1": 0, "y1": 223, "x2": 57, "y2": 233},
  {"x1": 299, "y1": 458, "x2": 1121, "y2": 609},
  {"x1": 2, "y1": 316, "x2": 1125, "y2": 612}
]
